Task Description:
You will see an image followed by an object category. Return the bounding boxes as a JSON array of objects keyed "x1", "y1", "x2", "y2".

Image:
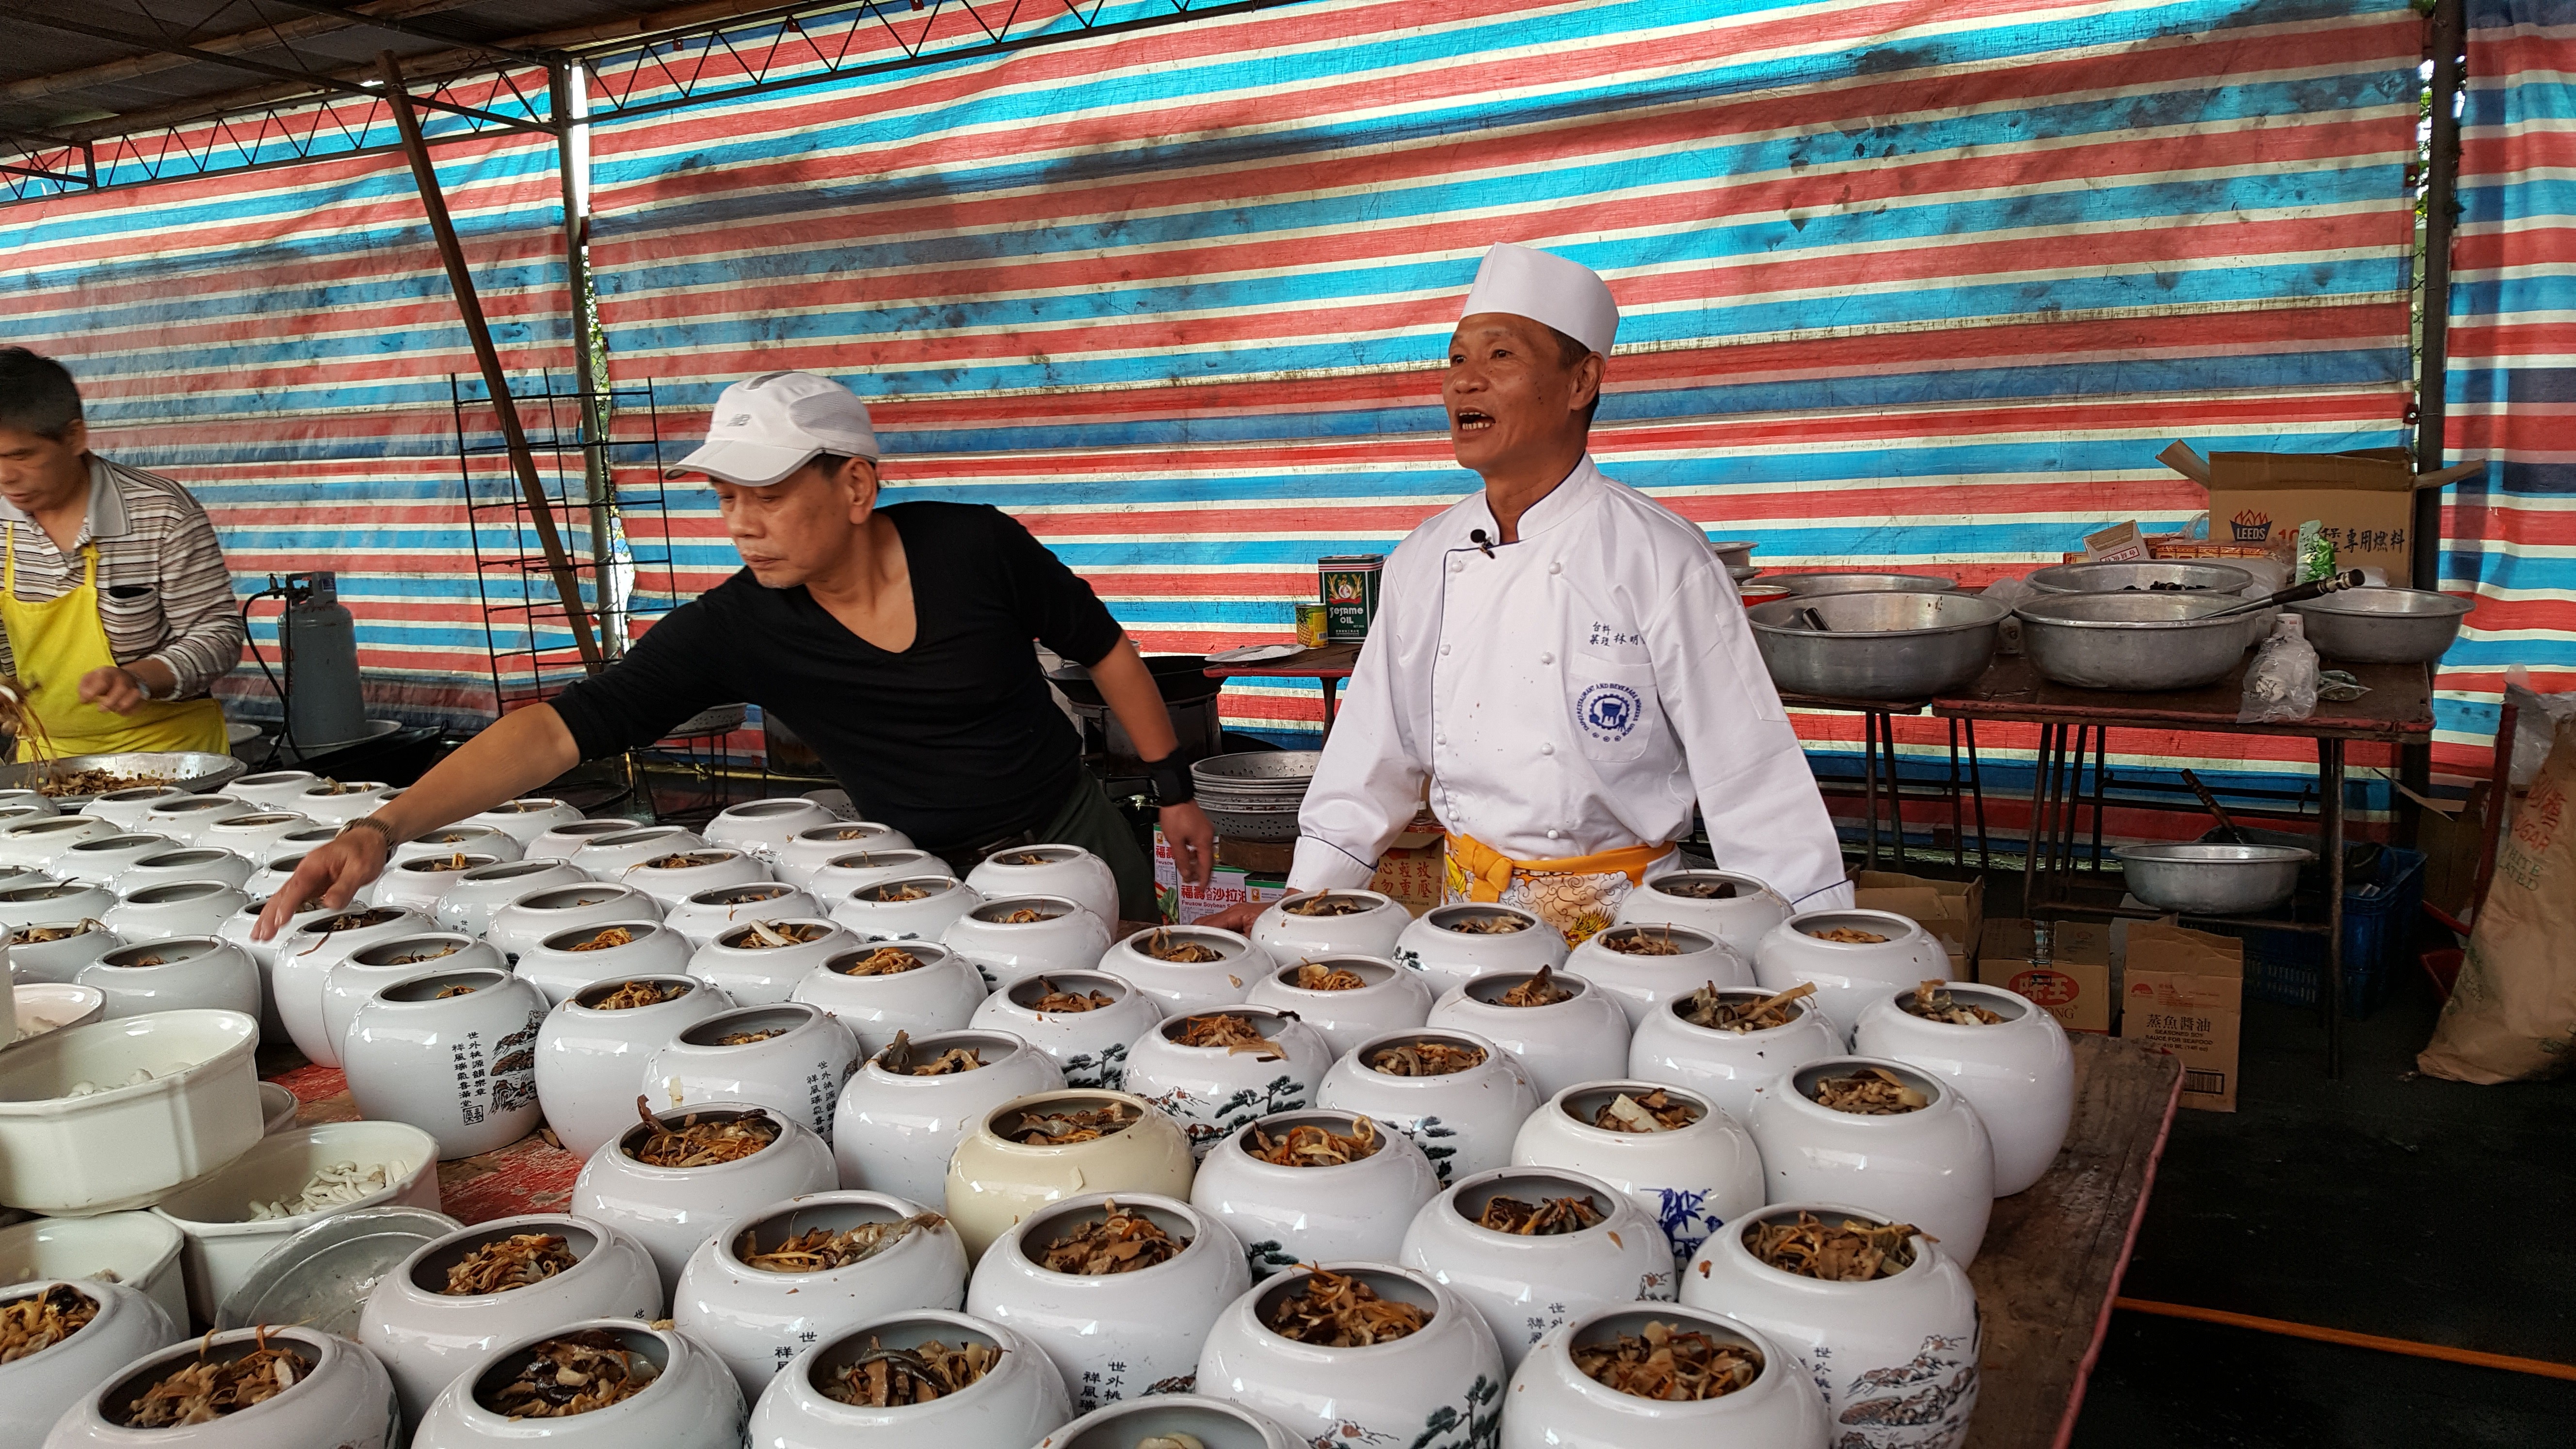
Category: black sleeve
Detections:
[
  {"x1": 546, "y1": 597, "x2": 731, "y2": 760},
  {"x1": 990, "y1": 507, "x2": 1125, "y2": 667}
]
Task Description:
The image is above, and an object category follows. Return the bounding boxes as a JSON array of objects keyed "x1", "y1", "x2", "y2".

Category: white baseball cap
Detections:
[
  {"x1": 666, "y1": 370, "x2": 881, "y2": 485},
  {"x1": 1459, "y1": 242, "x2": 1620, "y2": 356}
]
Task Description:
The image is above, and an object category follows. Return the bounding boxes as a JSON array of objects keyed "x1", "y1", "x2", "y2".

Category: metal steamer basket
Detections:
[{"x1": 1191, "y1": 750, "x2": 1320, "y2": 843}]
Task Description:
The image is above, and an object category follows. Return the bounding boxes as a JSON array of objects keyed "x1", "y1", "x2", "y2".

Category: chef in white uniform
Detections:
[{"x1": 1209, "y1": 243, "x2": 1849, "y2": 941}]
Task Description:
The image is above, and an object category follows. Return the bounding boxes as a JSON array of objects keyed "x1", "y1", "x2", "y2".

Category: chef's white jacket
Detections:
[{"x1": 1289, "y1": 456, "x2": 1853, "y2": 909}]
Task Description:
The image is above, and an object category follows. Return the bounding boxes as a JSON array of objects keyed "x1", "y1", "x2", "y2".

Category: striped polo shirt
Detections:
[{"x1": 0, "y1": 454, "x2": 246, "y2": 698}]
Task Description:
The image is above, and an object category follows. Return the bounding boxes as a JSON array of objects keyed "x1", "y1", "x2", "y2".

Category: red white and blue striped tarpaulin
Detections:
[
  {"x1": 2443, "y1": 0, "x2": 2576, "y2": 777},
  {"x1": 585, "y1": 0, "x2": 2430, "y2": 838}
]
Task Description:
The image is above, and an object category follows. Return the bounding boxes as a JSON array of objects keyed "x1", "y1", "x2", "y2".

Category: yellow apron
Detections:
[
  {"x1": 1443, "y1": 830, "x2": 1675, "y2": 945},
  {"x1": 3, "y1": 526, "x2": 227, "y2": 760}
]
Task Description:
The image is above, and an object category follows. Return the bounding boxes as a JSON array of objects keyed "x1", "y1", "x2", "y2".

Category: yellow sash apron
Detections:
[
  {"x1": 1442, "y1": 830, "x2": 1675, "y2": 944},
  {"x1": 3, "y1": 526, "x2": 228, "y2": 760}
]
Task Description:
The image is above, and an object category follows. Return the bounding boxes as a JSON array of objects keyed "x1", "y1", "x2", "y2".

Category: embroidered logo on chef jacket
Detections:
[{"x1": 1575, "y1": 681, "x2": 1644, "y2": 742}]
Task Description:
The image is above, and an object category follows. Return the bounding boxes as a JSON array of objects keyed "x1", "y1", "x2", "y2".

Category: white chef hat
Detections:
[{"x1": 1459, "y1": 243, "x2": 1619, "y2": 356}]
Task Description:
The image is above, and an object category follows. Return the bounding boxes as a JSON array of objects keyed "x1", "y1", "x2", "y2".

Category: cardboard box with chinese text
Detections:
[
  {"x1": 1979, "y1": 918, "x2": 2113, "y2": 1034},
  {"x1": 2119, "y1": 920, "x2": 2245, "y2": 1112},
  {"x1": 1850, "y1": 870, "x2": 1986, "y2": 978},
  {"x1": 1155, "y1": 828, "x2": 1286, "y2": 924}
]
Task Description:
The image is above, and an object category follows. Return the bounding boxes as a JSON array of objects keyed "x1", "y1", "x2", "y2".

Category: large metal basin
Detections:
[
  {"x1": 0, "y1": 751, "x2": 245, "y2": 806},
  {"x1": 2116, "y1": 842, "x2": 2313, "y2": 914},
  {"x1": 1772, "y1": 571, "x2": 1959, "y2": 596},
  {"x1": 1748, "y1": 591, "x2": 2006, "y2": 701},
  {"x1": 2026, "y1": 561, "x2": 2254, "y2": 596},
  {"x1": 2014, "y1": 592, "x2": 2249, "y2": 691},
  {"x1": 2288, "y1": 588, "x2": 2474, "y2": 664}
]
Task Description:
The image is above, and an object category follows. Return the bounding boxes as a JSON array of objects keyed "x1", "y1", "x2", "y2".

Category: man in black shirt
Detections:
[{"x1": 258, "y1": 371, "x2": 1212, "y2": 935}]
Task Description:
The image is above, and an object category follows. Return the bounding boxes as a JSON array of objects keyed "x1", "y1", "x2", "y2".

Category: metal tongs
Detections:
[{"x1": 2201, "y1": 569, "x2": 2367, "y2": 620}]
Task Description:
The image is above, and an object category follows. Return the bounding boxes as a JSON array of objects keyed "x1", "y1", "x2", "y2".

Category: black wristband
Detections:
[{"x1": 1142, "y1": 755, "x2": 1195, "y2": 806}]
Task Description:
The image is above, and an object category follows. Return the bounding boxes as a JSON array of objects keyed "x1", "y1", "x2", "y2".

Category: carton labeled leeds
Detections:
[{"x1": 2157, "y1": 442, "x2": 2483, "y2": 587}]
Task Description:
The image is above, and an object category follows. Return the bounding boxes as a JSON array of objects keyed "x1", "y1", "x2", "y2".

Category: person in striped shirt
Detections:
[{"x1": 0, "y1": 348, "x2": 243, "y2": 758}]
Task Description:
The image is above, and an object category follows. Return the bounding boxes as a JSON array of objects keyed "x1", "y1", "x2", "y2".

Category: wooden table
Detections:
[{"x1": 1202, "y1": 643, "x2": 1361, "y2": 736}]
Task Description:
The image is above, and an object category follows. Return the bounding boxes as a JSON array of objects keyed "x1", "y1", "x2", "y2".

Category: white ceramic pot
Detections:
[
  {"x1": 1196, "y1": 1262, "x2": 1507, "y2": 1449},
  {"x1": 1191, "y1": 1108, "x2": 1442, "y2": 1278},
  {"x1": 0, "y1": 864, "x2": 63, "y2": 894},
  {"x1": 430, "y1": 858, "x2": 588, "y2": 936},
  {"x1": 8, "y1": 918, "x2": 121, "y2": 984},
  {"x1": 411, "y1": 1319, "x2": 742, "y2": 1449},
  {"x1": 392, "y1": 823, "x2": 525, "y2": 866},
  {"x1": 784, "y1": 836, "x2": 925, "y2": 893},
  {"x1": 967, "y1": 1192, "x2": 1247, "y2": 1413},
  {"x1": 1034, "y1": 1394, "x2": 1306, "y2": 1449},
  {"x1": 1123, "y1": 1007, "x2": 1335, "y2": 1160},
  {"x1": 48, "y1": 1325, "x2": 395, "y2": 1448},
  {"x1": 1316, "y1": 1027, "x2": 1541, "y2": 1188},
  {"x1": 482, "y1": 883, "x2": 662, "y2": 966},
  {"x1": 0, "y1": 1214, "x2": 187, "y2": 1331},
  {"x1": 675, "y1": 1189, "x2": 971, "y2": 1401},
  {"x1": 1242, "y1": 955, "x2": 1434, "y2": 1057},
  {"x1": 966, "y1": 969, "x2": 1161, "y2": 1090},
  {"x1": 941, "y1": 896, "x2": 1114, "y2": 993},
  {"x1": 570, "y1": 1102, "x2": 839, "y2": 1296},
  {"x1": 1500, "y1": 1303, "x2": 1830, "y2": 1449},
  {"x1": 371, "y1": 852, "x2": 502, "y2": 915},
  {"x1": 1424, "y1": 970, "x2": 1630, "y2": 1103},
  {"x1": 81, "y1": 786, "x2": 183, "y2": 827},
  {"x1": 619, "y1": 847, "x2": 770, "y2": 908},
  {"x1": 135, "y1": 795, "x2": 257, "y2": 845},
  {"x1": 79, "y1": 936, "x2": 261, "y2": 1023},
  {"x1": 147, "y1": 1119, "x2": 442, "y2": 1320},
  {"x1": 345, "y1": 965, "x2": 549, "y2": 1159},
  {"x1": 1510, "y1": 1080, "x2": 1764, "y2": 1271},
  {"x1": 291, "y1": 779, "x2": 394, "y2": 826},
  {"x1": 196, "y1": 810, "x2": 315, "y2": 862},
  {"x1": 1392, "y1": 902, "x2": 1569, "y2": 991},
  {"x1": 791, "y1": 939, "x2": 989, "y2": 1052},
  {"x1": 1400, "y1": 1165, "x2": 1674, "y2": 1370},
  {"x1": 537, "y1": 974, "x2": 739, "y2": 1160},
  {"x1": 273, "y1": 905, "x2": 435, "y2": 1066},
  {"x1": 242, "y1": 849, "x2": 315, "y2": 904},
  {"x1": 524, "y1": 817, "x2": 642, "y2": 861},
  {"x1": 1095, "y1": 925, "x2": 1271, "y2": 1016},
  {"x1": 943, "y1": 1090, "x2": 1198, "y2": 1260},
  {"x1": 810, "y1": 849, "x2": 948, "y2": 907},
  {"x1": 1563, "y1": 923, "x2": 1752, "y2": 1028},
  {"x1": 56, "y1": 832, "x2": 179, "y2": 886},
  {"x1": 1753, "y1": 909, "x2": 1953, "y2": 1039},
  {"x1": 1744, "y1": 1058, "x2": 1996, "y2": 1265},
  {"x1": 647, "y1": 1001, "x2": 863, "y2": 1139},
  {"x1": 0, "y1": 787, "x2": 52, "y2": 812},
  {"x1": 704, "y1": 797, "x2": 841, "y2": 863},
  {"x1": 359, "y1": 1213, "x2": 664, "y2": 1425},
  {"x1": 666, "y1": 880, "x2": 822, "y2": 949},
  {"x1": 965, "y1": 845, "x2": 1120, "y2": 928},
  {"x1": 742, "y1": 1309, "x2": 1068, "y2": 1449},
  {"x1": 833, "y1": 873, "x2": 979, "y2": 942},
  {"x1": 572, "y1": 824, "x2": 711, "y2": 881},
  {"x1": 464, "y1": 796, "x2": 584, "y2": 845},
  {"x1": 227, "y1": 770, "x2": 319, "y2": 808},
  {"x1": 0, "y1": 803, "x2": 48, "y2": 833},
  {"x1": 1852, "y1": 982, "x2": 2075, "y2": 1197},
  {"x1": 1248, "y1": 888, "x2": 1409, "y2": 960},
  {"x1": 214, "y1": 897, "x2": 327, "y2": 1049},
  {"x1": 1626, "y1": 985, "x2": 1846, "y2": 1124},
  {"x1": 261, "y1": 1079, "x2": 299, "y2": 1133},
  {"x1": 322, "y1": 934, "x2": 507, "y2": 1056},
  {"x1": 1614, "y1": 869, "x2": 1796, "y2": 961},
  {"x1": 0, "y1": 1279, "x2": 180, "y2": 1447},
  {"x1": 517, "y1": 919, "x2": 695, "y2": 1006},
  {"x1": 0, "y1": 1009, "x2": 262, "y2": 1214},
  {"x1": 11, "y1": 981, "x2": 107, "y2": 1044},
  {"x1": 0, "y1": 880, "x2": 118, "y2": 932},
  {"x1": 833, "y1": 1029, "x2": 1065, "y2": 1203},
  {"x1": 691, "y1": 917, "x2": 861, "y2": 1006},
  {"x1": 1682, "y1": 1201, "x2": 1979, "y2": 1449},
  {"x1": 102, "y1": 880, "x2": 248, "y2": 945}
]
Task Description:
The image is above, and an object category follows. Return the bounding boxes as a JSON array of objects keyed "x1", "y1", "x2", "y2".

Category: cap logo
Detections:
[{"x1": 726, "y1": 414, "x2": 751, "y2": 426}]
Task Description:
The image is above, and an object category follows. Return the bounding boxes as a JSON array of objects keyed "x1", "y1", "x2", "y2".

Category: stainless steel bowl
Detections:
[
  {"x1": 1727, "y1": 564, "x2": 1763, "y2": 584},
  {"x1": 1707, "y1": 540, "x2": 1760, "y2": 568},
  {"x1": 2288, "y1": 587, "x2": 2474, "y2": 664},
  {"x1": 2014, "y1": 592, "x2": 2249, "y2": 690},
  {"x1": 2025, "y1": 561, "x2": 2254, "y2": 596},
  {"x1": 1772, "y1": 571, "x2": 1960, "y2": 596},
  {"x1": 2115, "y1": 842, "x2": 2313, "y2": 914},
  {"x1": 1748, "y1": 590, "x2": 2006, "y2": 701},
  {"x1": 0, "y1": 751, "x2": 246, "y2": 806}
]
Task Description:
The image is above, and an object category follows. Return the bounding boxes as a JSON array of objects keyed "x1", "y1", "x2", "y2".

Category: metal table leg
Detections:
[
  {"x1": 1947, "y1": 720, "x2": 1965, "y2": 868},
  {"x1": 2090, "y1": 729, "x2": 2109, "y2": 870},
  {"x1": 2322, "y1": 736, "x2": 2346, "y2": 1079},
  {"x1": 1965, "y1": 721, "x2": 1990, "y2": 872},
  {"x1": 2022, "y1": 723, "x2": 2055, "y2": 907},
  {"x1": 1879, "y1": 710, "x2": 1905, "y2": 864},
  {"x1": 1862, "y1": 711, "x2": 1883, "y2": 869}
]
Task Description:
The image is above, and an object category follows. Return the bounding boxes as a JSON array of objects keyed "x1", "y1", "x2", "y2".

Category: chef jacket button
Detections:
[
  {"x1": 1539, "y1": 651, "x2": 1554, "y2": 665},
  {"x1": 1546, "y1": 829, "x2": 1562, "y2": 840},
  {"x1": 1439, "y1": 644, "x2": 1451, "y2": 657},
  {"x1": 1548, "y1": 562, "x2": 1563, "y2": 575},
  {"x1": 1540, "y1": 742, "x2": 1554, "y2": 757},
  {"x1": 1450, "y1": 559, "x2": 1465, "y2": 573},
  {"x1": 1436, "y1": 734, "x2": 1448, "y2": 746}
]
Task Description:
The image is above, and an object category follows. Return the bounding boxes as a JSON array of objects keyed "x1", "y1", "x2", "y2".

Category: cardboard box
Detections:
[
  {"x1": 2157, "y1": 442, "x2": 2482, "y2": 587},
  {"x1": 1155, "y1": 829, "x2": 1285, "y2": 924},
  {"x1": 2083, "y1": 520, "x2": 2148, "y2": 563},
  {"x1": 1369, "y1": 842, "x2": 1446, "y2": 917},
  {"x1": 1978, "y1": 918, "x2": 2114, "y2": 1034},
  {"x1": 1849, "y1": 870, "x2": 1985, "y2": 977},
  {"x1": 2118, "y1": 920, "x2": 2245, "y2": 1112}
]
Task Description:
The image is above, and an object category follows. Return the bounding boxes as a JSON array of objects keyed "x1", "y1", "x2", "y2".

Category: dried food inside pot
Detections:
[
  {"x1": 382, "y1": 943, "x2": 462, "y2": 966},
  {"x1": 66, "y1": 1067, "x2": 163, "y2": 1097},
  {"x1": 1288, "y1": 960, "x2": 1367, "y2": 990},
  {"x1": 434, "y1": 982, "x2": 479, "y2": 998},
  {"x1": 308, "y1": 907, "x2": 403, "y2": 934},
  {"x1": 1598, "y1": 926, "x2": 1683, "y2": 956},
  {"x1": 866, "y1": 881, "x2": 934, "y2": 902},
  {"x1": 1678, "y1": 981, "x2": 1813, "y2": 1033},
  {"x1": 991, "y1": 850, "x2": 1056, "y2": 867},
  {"x1": 1571, "y1": 1320, "x2": 1758, "y2": 1401},
  {"x1": 309, "y1": 778, "x2": 370, "y2": 795},
  {"x1": 1445, "y1": 910, "x2": 1531, "y2": 934},
  {"x1": 1141, "y1": 927, "x2": 1224, "y2": 962},
  {"x1": 1478, "y1": 1192, "x2": 1606, "y2": 1235},
  {"x1": 626, "y1": 1098, "x2": 780, "y2": 1167},
  {"x1": 1593, "y1": 1088, "x2": 1699, "y2": 1133},
  {"x1": 1495, "y1": 965, "x2": 1572, "y2": 1007},
  {"x1": 739, "y1": 1211, "x2": 945, "y2": 1272},
  {"x1": 1804, "y1": 924, "x2": 1890, "y2": 944},
  {"x1": 1657, "y1": 877, "x2": 1741, "y2": 900},
  {"x1": 880, "y1": 1030, "x2": 983, "y2": 1076},
  {"x1": 41, "y1": 769, "x2": 171, "y2": 796},
  {"x1": 482, "y1": 1328, "x2": 656, "y2": 1417},
  {"x1": 1037, "y1": 1199, "x2": 1185, "y2": 1274},
  {"x1": 567, "y1": 925, "x2": 637, "y2": 952},
  {"x1": 248, "y1": 1159, "x2": 394, "y2": 1219},
  {"x1": 640, "y1": 851, "x2": 731, "y2": 870},
  {"x1": 410, "y1": 852, "x2": 473, "y2": 871},
  {"x1": 1171, "y1": 1012, "x2": 1285, "y2": 1059},
  {"x1": 9, "y1": 919, "x2": 100, "y2": 944},
  {"x1": 443, "y1": 1232, "x2": 579, "y2": 1294},
  {"x1": 1744, "y1": 1210, "x2": 1919, "y2": 1281},
  {"x1": 121, "y1": 1328, "x2": 316, "y2": 1426},
  {"x1": 1283, "y1": 892, "x2": 1372, "y2": 916},
  {"x1": 1263, "y1": 1267, "x2": 1428, "y2": 1346},
  {"x1": 834, "y1": 945, "x2": 923, "y2": 976},
  {"x1": 734, "y1": 919, "x2": 832, "y2": 949},
  {"x1": 1810, "y1": 1066, "x2": 1930, "y2": 1115},
  {"x1": 819, "y1": 1335, "x2": 1000, "y2": 1406},
  {"x1": 1024, "y1": 977, "x2": 1114, "y2": 1012},
  {"x1": 590, "y1": 978, "x2": 687, "y2": 1010},
  {"x1": 1137, "y1": 1437, "x2": 1209, "y2": 1449},
  {"x1": 1901, "y1": 978, "x2": 2004, "y2": 1025},
  {"x1": 0, "y1": 1283, "x2": 96, "y2": 1363},
  {"x1": 1366, "y1": 1039, "x2": 1485, "y2": 1076},
  {"x1": 714, "y1": 1025, "x2": 786, "y2": 1045},
  {"x1": 122, "y1": 952, "x2": 169, "y2": 967},
  {"x1": 993, "y1": 905, "x2": 1060, "y2": 924},
  {"x1": 824, "y1": 827, "x2": 884, "y2": 841},
  {"x1": 1248, "y1": 1116, "x2": 1379, "y2": 1166},
  {"x1": 1010, "y1": 1101, "x2": 1137, "y2": 1145}
]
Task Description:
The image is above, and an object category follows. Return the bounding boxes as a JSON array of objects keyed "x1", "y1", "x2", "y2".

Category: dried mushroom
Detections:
[
  {"x1": 834, "y1": 946, "x2": 922, "y2": 976},
  {"x1": 1809, "y1": 1067, "x2": 1929, "y2": 1115},
  {"x1": 1171, "y1": 1013, "x2": 1284, "y2": 1059},
  {"x1": 1476, "y1": 1193, "x2": 1605, "y2": 1235},
  {"x1": 1445, "y1": 911, "x2": 1531, "y2": 934},
  {"x1": 382, "y1": 944, "x2": 461, "y2": 966},
  {"x1": 1288, "y1": 961, "x2": 1365, "y2": 991},
  {"x1": 444, "y1": 1233, "x2": 579, "y2": 1294},
  {"x1": 1, "y1": 1284, "x2": 96, "y2": 1363},
  {"x1": 714, "y1": 1027, "x2": 787, "y2": 1045},
  {"x1": 1901, "y1": 978, "x2": 2003, "y2": 1025},
  {"x1": 1598, "y1": 927, "x2": 1683, "y2": 956},
  {"x1": 1677, "y1": 981, "x2": 1812, "y2": 1033},
  {"x1": 1593, "y1": 1089, "x2": 1698, "y2": 1133},
  {"x1": 1658, "y1": 877, "x2": 1740, "y2": 900},
  {"x1": 640, "y1": 852, "x2": 730, "y2": 869},
  {"x1": 1283, "y1": 893, "x2": 1371, "y2": 917},
  {"x1": 10, "y1": 920, "x2": 98, "y2": 944},
  {"x1": 880, "y1": 1030, "x2": 983, "y2": 1076},
  {"x1": 1011, "y1": 1102, "x2": 1135, "y2": 1145},
  {"x1": 122, "y1": 953, "x2": 168, "y2": 968},
  {"x1": 482, "y1": 1329, "x2": 656, "y2": 1417},
  {"x1": 626, "y1": 1098, "x2": 780, "y2": 1167},
  {"x1": 121, "y1": 1329, "x2": 316, "y2": 1426},
  {"x1": 1038, "y1": 1200, "x2": 1185, "y2": 1274},
  {"x1": 1263, "y1": 1268, "x2": 1428, "y2": 1346},
  {"x1": 433, "y1": 982, "x2": 479, "y2": 998},
  {"x1": 1743, "y1": 1211, "x2": 1919, "y2": 1281},
  {"x1": 991, "y1": 851, "x2": 1055, "y2": 867},
  {"x1": 1141, "y1": 928, "x2": 1224, "y2": 963},
  {"x1": 591, "y1": 978, "x2": 688, "y2": 1010},
  {"x1": 818, "y1": 1336, "x2": 1000, "y2": 1406},
  {"x1": 739, "y1": 1212, "x2": 944, "y2": 1272},
  {"x1": 1570, "y1": 1320, "x2": 1758, "y2": 1401},
  {"x1": 1804, "y1": 925, "x2": 1890, "y2": 944},
  {"x1": 1495, "y1": 965, "x2": 1572, "y2": 1008},
  {"x1": 568, "y1": 926, "x2": 636, "y2": 952},
  {"x1": 1247, "y1": 1117, "x2": 1379, "y2": 1166},
  {"x1": 1025, "y1": 977, "x2": 1114, "y2": 1012},
  {"x1": 1366, "y1": 1040, "x2": 1485, "y2": 1076},
  {"x1": 867, "y1": 882, "x2": 933, "y2": 902},
  {"x1": 734, "y1": 920, "x2": 831, "y2": 949},
  {"x1": 994, "y1": 906, "x2": 1058, "y2": 924}
]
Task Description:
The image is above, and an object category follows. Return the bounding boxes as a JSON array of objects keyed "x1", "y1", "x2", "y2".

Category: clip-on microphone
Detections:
[{"x1": 1468, "y1": 528, "x2": 1496, "y2": 558}]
